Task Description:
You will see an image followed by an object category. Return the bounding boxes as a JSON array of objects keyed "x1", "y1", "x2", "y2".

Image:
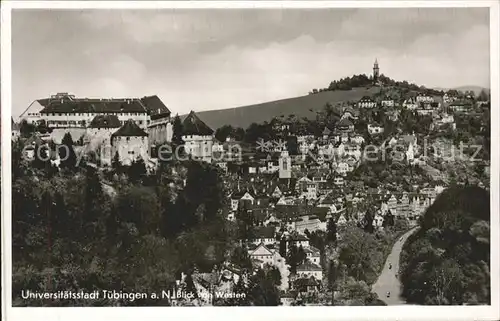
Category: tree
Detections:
[
  {"x1": 112, "y1": 151, "x2": 121, "y2": 173},
  {"x1": 172, "y1": 114, "x2": 184, "y2": 147},
  {"x1": 382, "y1": 212, "x2": 395, "y2": 227},
  {"x1": 19, "y1": 119, "x2": 35, "y2": 137},
  {"x1": 128, "y1": 157, "x2": 147, "y2": 184},
  {"x1": 287, "y1": 241, "x2": 299, "y2": 274},
  {"x1": 327, "y1": 217, "x2": 337, "y2": 244},
  {"x1": 279, "y1": 236, "x2": 287, "y2": 258},
  {"x1": 297, "y1": 245, "x2": 307, "y2": 265},
  {"x1": 477, "y1": 89, "x2": 489, "y2": 102},
  {"x1": 247, "y1": 268, "x2": 281, "y2": 306},
  {"x1": 215, "y1": 125, "x2": 233, "y2": 142},
  {"x1": 59, "y1": 132, "x2": 77, "y2": 169},
  {"x1": 327, "y1": 260, "x2": 337, "y2": 291}
]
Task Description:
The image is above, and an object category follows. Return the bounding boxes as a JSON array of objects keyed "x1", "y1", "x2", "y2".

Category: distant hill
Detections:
[
  {"x1": 185, "y1": 86, "x2": 382, "y2": 130},
  {"x1": 432, "y1": 85, "x2": 489, "y2": 96}
]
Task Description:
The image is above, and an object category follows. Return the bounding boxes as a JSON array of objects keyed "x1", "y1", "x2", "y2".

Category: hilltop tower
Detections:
[{"x1": 373, "y1": 58, "x2": 380, "y2": 83}]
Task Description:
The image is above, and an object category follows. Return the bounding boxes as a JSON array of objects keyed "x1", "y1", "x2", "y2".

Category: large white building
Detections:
[
  {"x1": 182, "y1": 111, "x2": 214, "y2": 163},
  {"x1": 19, "y1": 92, "x2": 172, "y2": 143}
]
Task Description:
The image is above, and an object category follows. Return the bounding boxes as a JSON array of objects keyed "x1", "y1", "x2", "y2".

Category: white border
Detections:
[{"x1": 2, "y1": 1, "x2": 499, "y2": 320}]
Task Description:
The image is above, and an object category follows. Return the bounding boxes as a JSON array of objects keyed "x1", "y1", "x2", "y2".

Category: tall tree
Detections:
[
  {"x1": 327, "y1": 217, "x2": 338, "y2": 244},
  {"x1": 59, "y1": 132, "x2": 77, "y2": 169},
  {"x1": 172, "y1": 114, "x2": 184, "y2": 146},
  {"x1": 112, "y1": 151, "x2": 121, "y2": 173},
  {"x1": 128, "y1": 157, "x2": 147, "y2": 184},
  {"x1": 287, "y1": 241, "x2": 299, "y2": 275},
  {"x1": 327, "y1": 260, "x2": 337, "y2": 291},
  {"x1": 279, "y1": 236, "x2": 287, "y2": 258}
]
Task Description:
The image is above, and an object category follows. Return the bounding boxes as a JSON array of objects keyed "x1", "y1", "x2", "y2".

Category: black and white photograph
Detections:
[{"x1": 1, "y1": 1, "x2": 499, "y2": 319}]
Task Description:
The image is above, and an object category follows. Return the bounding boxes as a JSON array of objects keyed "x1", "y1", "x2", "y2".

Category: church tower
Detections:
[
  {"x1": 279, "y1": 150, "x2": 291, "y2": 179},
  {"x1": 373, "y1": 58, "x2": 380, "y2": 83}
]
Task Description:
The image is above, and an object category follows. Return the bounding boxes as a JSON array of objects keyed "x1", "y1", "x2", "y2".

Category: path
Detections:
[{"x1": 372, "y1": 227, "x2": 418, "y2": 305}]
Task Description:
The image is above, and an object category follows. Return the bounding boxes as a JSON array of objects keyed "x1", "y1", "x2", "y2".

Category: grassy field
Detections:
[{"x1": 189, "y1": 86, "x2": 383, "y2": 130}]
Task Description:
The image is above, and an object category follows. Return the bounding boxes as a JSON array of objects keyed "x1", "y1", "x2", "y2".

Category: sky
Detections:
[{"x1": 12, "y1": 7, "x2": 490, "y2": 117}]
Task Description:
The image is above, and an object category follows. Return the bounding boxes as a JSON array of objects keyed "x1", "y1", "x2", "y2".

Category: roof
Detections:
[
  {"x1": 140, "y1": 95, "x2": 171, "y2": 119},
  {"x1": 89, "y1": 115, "x2": 121, "y2": 128},
  {"x1": 322, "y1": 127, "x2": 331, "y2": 135},
  {"x1": 359, "y1": 96, "x2": 374, "y2": 102},
  {"x1": 182, "y1": 111, "x2": 214, "y2": 136},
  {"x1": 342, "y1": 106, "x2": 359, "y2": 117},
  {"x1": 111, "y1": 119, "x2": 148, "y2": 137},
  {"x1": 294, "y1": 277, "x2": 320, "y2": 287},
  {"x1": 297, "y1": 261, "x2": 322, "y2": 271},
  {"x1": 253, "y1": 226, "x2": 275, "y2": 239},
  {"x1": 336, "y1": 118, "x2": 353, "y2": 128},
  {"x1": 40, "y1": 98, "x2": 147, "y2": 114}
]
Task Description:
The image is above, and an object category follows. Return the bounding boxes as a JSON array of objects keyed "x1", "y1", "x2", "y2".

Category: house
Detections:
[
  {"x1": 336, "y1": 162, "x2": 349, "y2": 176},
  {"x1": 182, "y1": 111, "x2": 214, "y2": 162},
  {"x1": 296, "y1": 261, "x2": 323, "y2": 280},
  {"x1": 350, "y1": 134, "x2": 365, "y2": 145},
  {"x1": 322, "y1": 126, "x2": 332, "y2": 140},
  {"x1": 333, "y1": 176, "x2": 344, "y2": 186},
  {"x1": 373, "y1": 212, "x2": 384, "y2": 228},
  {"x1": 448, "y1": 101, "x2": 473, "y2": 113},
  {"x1": 337, "y1": 211, "x2": 348, "y2": 226},
  {"x1": 367, "y1": 123, "x2": 384, "y2": 135},
  {"x1": 85, "y1": 115, "x2": 122, "y2": 163},
  {"x1": 111, "y1": 119, "x2": 149, "y2": 166},
  {"x1": 416, "y1": 93, "x2": 434, "y2": 103},
  {"x1": 249, "y1": 243, "x2": 290, "y2": 290},
  {"x1": 336, "y1": 118, "x2": 354, "y2": 133},
  {"x1": 416, "y1": 102, "x2": 434, "y2": 116},
  {"x1": 11, "y1": 118, "x2": 20, "y2": 141},
  {"x1": 357, "y1": 96, "x2": 377, "y2": 109},
  {"x1": 250, "y1": 226, "x2": 276, "y2": 246},
  {"x1": 340, "y1": 106, "x2": 359, "y2": 120},
  {"x1": 387, "y1": 109, "x2": 400, "y2": 121},
  {"x1": 212, "y1": 140, "x2": 224, "y2": 153},
  {"x1": 304, "y1": 246, "x2": 321, "y2": 265},
  {"x1": 403, "y1": 98, "x2": 418, "y2": 110},
  {"x1": 145, "y1": 95, "x2": 173, "y2": 145},
  {"x1": 333, "y1": 141, "x2": 345, "y2": 157},
  {"x1": 294, "y1": 277, "x2": 321, "y2": 295},
  {"x1": 230, "y1": 191, "x2": 255, "y2": 211},
  {"x1": 443, "y1": 92, "x2": 457, "y2": 104},
  {"x1": 380, "y1": 96, "x2": 395, "y2": 108},
  {"x1": 289, "y1": 234, "x2": 310, "y2": 248}
]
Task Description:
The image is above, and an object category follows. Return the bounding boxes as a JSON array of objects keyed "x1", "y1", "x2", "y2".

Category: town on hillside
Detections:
[{"x1": 11, "y1": 59, "x2": 491, "y2": 307}]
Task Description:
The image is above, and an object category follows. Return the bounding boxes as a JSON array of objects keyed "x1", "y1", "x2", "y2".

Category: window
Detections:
[{"x1": 128, "y1": 151, "x2": 135, "y2": 155}]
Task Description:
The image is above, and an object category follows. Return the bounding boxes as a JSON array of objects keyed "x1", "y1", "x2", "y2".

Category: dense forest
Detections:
[{"x1": 400, "y1": 186, "x2": 490, "y2": 305}]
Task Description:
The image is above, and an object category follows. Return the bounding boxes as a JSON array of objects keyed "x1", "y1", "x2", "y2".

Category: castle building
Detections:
[
  {"x1": 19, "y1": 93, "x2": 170, "y2": 132},
  {"x1": 373, "y1": 58, "x2": 380, "y2": 83},
  {"x1": 111, "y1": 119, "x2": 149, "y2": 166},
  {"x1": 182, "y1": 111, "x2": 214, "y2": 163}
]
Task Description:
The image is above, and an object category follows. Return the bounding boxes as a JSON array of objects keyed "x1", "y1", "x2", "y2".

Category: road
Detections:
[{"x1": 372, "y1": 227, "x2": 418, "y2": 305}]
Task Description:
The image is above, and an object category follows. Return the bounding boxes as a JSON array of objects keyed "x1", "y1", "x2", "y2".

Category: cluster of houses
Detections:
[{"x1": 12, "y1": 64, "x2": 488, "y2": 305}]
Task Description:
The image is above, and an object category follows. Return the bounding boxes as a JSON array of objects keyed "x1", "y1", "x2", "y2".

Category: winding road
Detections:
[{"x1": 372, "y1": 227, "x2": 419, "y2": 305}]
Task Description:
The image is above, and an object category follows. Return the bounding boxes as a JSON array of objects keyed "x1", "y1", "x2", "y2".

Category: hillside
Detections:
[
  {"x1": 432, "y1": 86, "x2": 489, "y2": 96},
  {"x1": 189, "y1": 87, "x2": 382, "y2": 130}
]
